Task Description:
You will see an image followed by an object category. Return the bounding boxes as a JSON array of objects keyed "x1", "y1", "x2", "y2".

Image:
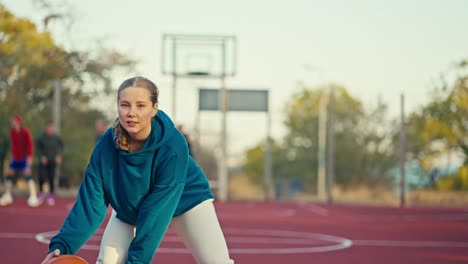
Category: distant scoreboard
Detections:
[{"x1": 199, "y1": 88, "x2": 269, "y2": 112}]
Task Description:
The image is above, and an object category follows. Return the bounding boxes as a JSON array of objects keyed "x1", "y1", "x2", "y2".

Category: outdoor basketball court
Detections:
[{"x1": 1, "y1": 197, "x2": 467, "y2": 263}]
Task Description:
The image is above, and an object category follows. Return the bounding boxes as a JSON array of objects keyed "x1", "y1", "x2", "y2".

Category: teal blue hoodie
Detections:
[{"x1": 49, "y1": 110, "x2": 214, "y2": 264}]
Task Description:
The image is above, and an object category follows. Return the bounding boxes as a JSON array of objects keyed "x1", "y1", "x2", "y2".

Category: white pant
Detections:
[{"x1": 96, "y1": 200, "x2": 234, "y2": 264}]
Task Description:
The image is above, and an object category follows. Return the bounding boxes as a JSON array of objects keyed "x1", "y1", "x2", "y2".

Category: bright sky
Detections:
[{"x1": 3, "y1": 0, "x2": 468, "y2": 160}]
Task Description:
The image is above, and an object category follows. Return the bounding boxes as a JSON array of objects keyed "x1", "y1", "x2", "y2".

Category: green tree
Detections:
[
  {"x1": 0, "y1": 3, "x2": 136, "y2": 186},
  {"x1": 244, "y1": 140, "x2": 288, "y2": 185},
  {"x1": 352, "y1": 97, "x2": 397, "y2": 185},
  {"x1": 425, "y1": 60, "x2": 468, "y2": 164},
  {"x1": 404, "y1": 60, "x2": 468, "y2": 190},
  {"x1": 244, "y1": 83, "x2": 396, "y2": 190}
]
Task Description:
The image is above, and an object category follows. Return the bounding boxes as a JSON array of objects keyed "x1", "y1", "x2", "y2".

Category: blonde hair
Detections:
[{"x1": 113, "y1": 76, "x2": 159, "y2": 150}]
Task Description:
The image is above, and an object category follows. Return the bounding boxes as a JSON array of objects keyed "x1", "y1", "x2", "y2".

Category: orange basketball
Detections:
[{"x1": 46, "y1": 255, "x2": 88, "y2": 264}]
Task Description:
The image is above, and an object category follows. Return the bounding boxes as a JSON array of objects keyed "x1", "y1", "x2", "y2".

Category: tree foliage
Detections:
[
  {"x1": 404, "y1": 60, "x2": 468, "y2": 190},
  {"x1": 0, "y1": 3, "x2": 136, "y2": 186},
  {"x1": 244, "y1": 83, "x2": 397, "y2": 190},
  {"x1": 244, "y1": 140, "x2": 289, "y2": 185}
]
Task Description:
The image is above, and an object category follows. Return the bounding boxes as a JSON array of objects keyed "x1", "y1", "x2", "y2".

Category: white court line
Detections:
[
  {"x1": 5, "y1": 207, "x2": 467, "y2": 222},
  {"x1": 223, "y1": 228, "x2": 352, "y2": 254},
  {"x1": 1, "y1": 206, "x2": 297, "y2": 220},
  {"x1": 353, "y1": 240, "x2": 468, "y2": 248},
  {"x1": 35, "y1": 228, "x2": 352, "y2": 254},
  {"x1": 218, "y1": 210, "x2": 295, "y2": 219},
  {"x1": 281, "y1": 209, "x2": 297, "y2": 217},
  {"x1": 0, "y1": 233, "x2": 35, "y2": 239},
  {"x1": 345, "y1": 213, "x2": 468, "y2": 222},
  {"x1": 34, "y1": 231, "x2": 333, "y2": 245},
  {"x1": 37, "y1": 232, "x2": 338, "y2": 246},
  {"x1": 0, "y1": 208, "x2": 65, "y2": 217},
  {"x1": 166, "y1": 236, "x2": 327, "y2": 245},
  {"x1": 298, "y1": 204, "x2": 329, "y2": 216},
  {"x1": 13, "y1": 230, "x2": 468, "y2": 253},
  {"x1": 81, "y1": 244, "x2": 191, "y2": 253}
]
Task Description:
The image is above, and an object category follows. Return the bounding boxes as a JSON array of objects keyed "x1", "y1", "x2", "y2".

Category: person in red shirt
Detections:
[{"x1": 0, "y1": 115, "x2": 39, "y2": 207}]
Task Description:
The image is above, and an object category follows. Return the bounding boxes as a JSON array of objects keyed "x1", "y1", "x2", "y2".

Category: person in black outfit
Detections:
[{"x1": 36, "y1": 122, "x2": 63, "y2": 206}]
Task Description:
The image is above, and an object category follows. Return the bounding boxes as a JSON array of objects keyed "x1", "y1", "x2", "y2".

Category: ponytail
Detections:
[{"x1": 113, "y1": 118, "x2": 130, "y2": 151}]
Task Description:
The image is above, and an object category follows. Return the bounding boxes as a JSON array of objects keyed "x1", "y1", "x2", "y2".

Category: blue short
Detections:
[{"x1": 9, "y1": 159, "x2": 28, "y2": 171}]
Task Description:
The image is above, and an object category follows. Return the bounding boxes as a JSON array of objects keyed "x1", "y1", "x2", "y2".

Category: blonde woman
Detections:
[{"x1": 42, "y1": 77, "x2": 233, "y2": 264}]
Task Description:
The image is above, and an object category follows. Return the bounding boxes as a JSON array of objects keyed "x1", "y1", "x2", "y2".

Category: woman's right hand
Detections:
[{"x1": 41, "y1": 249, "x2": 60, "y2": 264}]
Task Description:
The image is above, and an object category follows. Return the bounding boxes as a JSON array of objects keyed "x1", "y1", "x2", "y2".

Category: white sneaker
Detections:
[
  {"x1": 0, "y1": 193, "x2": 13, "y2": 206},
  {"x1": 27, "y1": 195, "x2": 40, "y2": 207}
]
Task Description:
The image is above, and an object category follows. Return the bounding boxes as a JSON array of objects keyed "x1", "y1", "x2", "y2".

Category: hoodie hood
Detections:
[{"x1": 115, "y1": 110, "x2": 175, "y2": 165}]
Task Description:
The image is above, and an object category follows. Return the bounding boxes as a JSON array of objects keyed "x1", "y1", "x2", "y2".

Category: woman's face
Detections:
[{"x1": 117, "y1": 86, "x2": 158, "y2": 141}]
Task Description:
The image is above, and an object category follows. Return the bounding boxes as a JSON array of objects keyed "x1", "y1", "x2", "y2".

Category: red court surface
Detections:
[{"x1": 1, "y1": 197, "x2": 468, "y2": 263}]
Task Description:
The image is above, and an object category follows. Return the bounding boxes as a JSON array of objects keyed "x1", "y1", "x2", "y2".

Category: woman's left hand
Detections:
[{"x1": 41, "y1": 249, "x2": 60, "y2": 264}]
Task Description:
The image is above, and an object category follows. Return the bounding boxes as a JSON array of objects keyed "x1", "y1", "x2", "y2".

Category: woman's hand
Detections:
[{"x1": 41, "y1": 249, "x2": 60, "y2": 264}]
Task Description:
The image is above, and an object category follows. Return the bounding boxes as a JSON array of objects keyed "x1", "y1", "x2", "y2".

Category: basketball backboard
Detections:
[{"x1": 161, "y1": 34, "x2": 237, "y2": 78}]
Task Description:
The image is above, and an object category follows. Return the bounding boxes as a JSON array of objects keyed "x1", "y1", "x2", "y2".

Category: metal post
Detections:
[
  {"x1": 326, "y1": 86, "x2": 334, "y2": 204},
  {"x1": 317, "y1": 88, "x2": 329, "y2": 201},
  {"x1": 53, "y1": 79, "x2": 61, "y2": 133},
  {"x1": 44, "y1": 16, "x2": 62, "y2": 133},
  {"x1": 218, "y1": 76, "x2": 228, "y2": 201},
  {"x1": 218, "y1": 40, "x2": 228, "y2": 201},
  {"x1": 264, "y1": 109, "x2": 273, "y2": 201},
  {"x1": 399, "y1": 93, "x2": 406, "y2": 207},
  {"x1": 195, "y1": 105, "x2": 201, "y2": 161},
  {"x1": 172, "y1": 75, "x2": 177, "y2": 121},
  {"x1": 171, "y1": 39, "x2": 177, "y2": 121},
  {"x1": 44, "y1": 15, "x2": 63, "y2": 193},
  {"x1": 53, "y1": 79, "x2": 61, "y2": 192}
]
